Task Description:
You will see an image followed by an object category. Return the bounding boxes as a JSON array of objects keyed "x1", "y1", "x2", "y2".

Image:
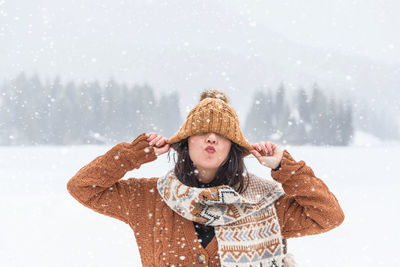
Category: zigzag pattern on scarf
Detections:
[{"x1": 215, "y1": 205, "x2": 286, "y2": 266}]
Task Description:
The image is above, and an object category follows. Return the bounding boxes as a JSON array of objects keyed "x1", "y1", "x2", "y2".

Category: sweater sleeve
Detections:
[
  {"x1": 66, "y1": 132, "x2": 157, "y2": 225},
  {"x1": 271, "y1": 149, "x2": 345, "y2": 239}
]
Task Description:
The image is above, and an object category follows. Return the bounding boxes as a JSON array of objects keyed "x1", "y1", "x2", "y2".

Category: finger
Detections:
[
  {"x1": 252, "y1": 144, "x2": 260, "y2": 153},
  {"x1": 271, "y1": 143, "x2": 279, "y2": 153},
  {"x1": 266, "y1": 143, "x2": 273, "y2": 154},
  {"x1": 151, "y1": 134, "x2": 159, "y2": 141},
  {"x1": 155, "y1": 143, "x2": 170, "y2": 156},
  {"x1": 149, "y1": 135, "x2": 161, "y2": 145},
  {"x1": 146, "y1": 132, "x2": 154, "y2": 138},
  {"x1": 156, "y1": 137, "x2": 167, "y2": 147},
  {"x1": 250, "y1": 149, "x2": 261, "y2": 158},
  {"x1": 152, "y1": 136, "x2": 163, "y2": 146},
  {"x1": 147, "y1": 132, "x2": 157, "y2": 141},
  {"x1": 259, "y1": 142, "x2": 268, "y2": 155},
  {"x1": 155, "y1": 138, "x2": 165, "y2": 147},
  {"x1": 253, "y1": 143, "x2": 262, "y2": 152},
  {"x1": 148, "y1": 136, "x2": 157, "y2": 146}
]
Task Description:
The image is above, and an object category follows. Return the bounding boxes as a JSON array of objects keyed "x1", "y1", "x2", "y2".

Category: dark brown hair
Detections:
[{"x1": 167, "y1": 137, "x2": 250, "y2": 194}]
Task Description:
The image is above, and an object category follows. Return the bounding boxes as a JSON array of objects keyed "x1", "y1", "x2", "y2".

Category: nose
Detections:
[{"x1": 206, "y1": 132, "x2": 217, "y2": 144}]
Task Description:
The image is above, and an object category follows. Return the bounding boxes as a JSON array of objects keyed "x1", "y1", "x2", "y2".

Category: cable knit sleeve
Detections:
[
  {"x1": 66, "y1": 132, "x2": 157, "y2": 225},
  {"x1": 271, "y1": 149, "x2": 345, "y2": 239}
]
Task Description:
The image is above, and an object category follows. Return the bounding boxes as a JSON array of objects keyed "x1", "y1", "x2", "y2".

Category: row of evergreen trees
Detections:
[
  {"x1": 0, "y1": 72, "x2": 354, "y2": 146},
  {"x1": 0, "y1": 72, "x2": 181, "y2": 145},
  {"x1": 244, "y1": 83, "x2": 354, "y2": 146}
]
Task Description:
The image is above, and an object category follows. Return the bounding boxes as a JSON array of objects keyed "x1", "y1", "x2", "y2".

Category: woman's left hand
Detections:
[{"x1": 250, "y1": 141, "x2": 283, "y2": 169}]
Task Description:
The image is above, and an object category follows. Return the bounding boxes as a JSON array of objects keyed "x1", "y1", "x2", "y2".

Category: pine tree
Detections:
[
  {"x1": 342, "y1": 99, "x2": 354, "y2": 145},
  {"x1": 297, "y1": 88, "x2": 312, "y2": 142},
  {"x1": 264, "y1": 89, "x2": 275, "y2": 138},
  {"x1": 244, "y1": 89, "x2": 268, "y2": 143},
  {"x1": 24, "y1": 73, "x2": 45, "y2": 145},
  {"x1": 0, "y1": 79, "x2": 15, "y2": 145},
  {"x1": 62, "y1": 80, "x2": 80, "y2": 144},
  {"x1": 309, "y1": 83, "x2": 328, "y2": 145},
  {"x1": 45, "y1": 75, "x2": 61, "y2": 144},
  {"x1": 156, "y1": 90, "x2": 182, "y2": 138},
  {"x1": 326, "y1": 96, "x2": 338, "y2": 145},
  {"x1": 290, "y1": 87, "x2": 309, "y2": 145},
  {"x1": 274, "y1": 82, "x2": 290, "y2": 143}
]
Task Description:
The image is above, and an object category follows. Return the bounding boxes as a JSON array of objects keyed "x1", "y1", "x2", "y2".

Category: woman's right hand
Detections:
[{"x1": 145, "y1": 132, "x2": 170, "y2": 156}]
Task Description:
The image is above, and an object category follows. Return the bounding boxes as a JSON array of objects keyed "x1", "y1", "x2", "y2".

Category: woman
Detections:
[{"x1": 67, "y1": 89, "x2": 345, "y2": 267}]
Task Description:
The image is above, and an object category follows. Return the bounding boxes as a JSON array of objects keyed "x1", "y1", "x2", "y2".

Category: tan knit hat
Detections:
[{"x1": 167, "y1": 89, "x2": 253, "y2": 158}]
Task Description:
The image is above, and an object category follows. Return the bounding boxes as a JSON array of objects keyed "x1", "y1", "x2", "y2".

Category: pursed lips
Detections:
[{"x1": 205, "y1": 146, "x2": 216, "y2": 152}]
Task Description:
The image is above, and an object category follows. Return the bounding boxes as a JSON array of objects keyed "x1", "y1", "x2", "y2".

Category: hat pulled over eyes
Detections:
[{"x1": 166, "y1": 88, "x2": 253, "y2": 158}]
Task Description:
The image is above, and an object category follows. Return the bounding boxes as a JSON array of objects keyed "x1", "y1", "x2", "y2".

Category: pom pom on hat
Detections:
[{"x1": 200, "y1": 88, "x2": 229, "y2": 104}]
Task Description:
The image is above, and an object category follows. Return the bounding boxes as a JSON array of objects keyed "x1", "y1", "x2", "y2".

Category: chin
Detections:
[
  {"x1": 199, "y1": 161, "x2": 220, "y2": 169},
  {"x1": 197, "y1": 177, "x2": 213, "y2": 184}
]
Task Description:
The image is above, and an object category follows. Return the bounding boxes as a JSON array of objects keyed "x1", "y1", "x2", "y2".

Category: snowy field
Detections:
[{"x1": 1, "y1": 139, "x2": 399, "y2": 266}]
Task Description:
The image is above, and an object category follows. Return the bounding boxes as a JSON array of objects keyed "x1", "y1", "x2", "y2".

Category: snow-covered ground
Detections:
[{"x1": 1, "y1": 137, "x2": 399, "y2": 266}]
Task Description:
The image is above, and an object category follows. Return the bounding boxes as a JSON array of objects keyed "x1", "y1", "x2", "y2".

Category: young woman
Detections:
[{"x1": 67, "y1": 89, "x2": 344, "y2": 267}]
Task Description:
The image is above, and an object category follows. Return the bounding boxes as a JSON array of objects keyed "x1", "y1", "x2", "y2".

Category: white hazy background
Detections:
[{"x1": 1, "y1": 0, "x2": 400, "y2": 266}]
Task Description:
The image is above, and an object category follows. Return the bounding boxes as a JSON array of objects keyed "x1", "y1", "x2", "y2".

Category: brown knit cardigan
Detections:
[{"x1": 67, "y1": 133, "x2": 345, "y2": 267}]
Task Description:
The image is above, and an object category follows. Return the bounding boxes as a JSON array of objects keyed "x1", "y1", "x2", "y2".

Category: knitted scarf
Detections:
[{"x1": 157, "y1": 169, "x2": 296, "y2": 267}]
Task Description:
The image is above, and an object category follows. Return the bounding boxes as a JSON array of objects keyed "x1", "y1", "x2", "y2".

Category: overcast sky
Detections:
[
  {"x1": 1, "y1": 0, "x2": 399, "y2": 82},
  {"x1": 229, "y1": 0, "x2": 400, "y2": 66}
]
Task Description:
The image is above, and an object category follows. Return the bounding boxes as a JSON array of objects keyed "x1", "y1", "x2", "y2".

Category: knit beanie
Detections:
[{"x1": 167, "y1": 89, "x2": 254, "y2": 158}]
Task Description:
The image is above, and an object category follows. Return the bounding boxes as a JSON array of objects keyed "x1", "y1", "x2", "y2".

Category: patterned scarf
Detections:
[{"x1": 157, "y1": 168, "x2": 296, "y2": 267}]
